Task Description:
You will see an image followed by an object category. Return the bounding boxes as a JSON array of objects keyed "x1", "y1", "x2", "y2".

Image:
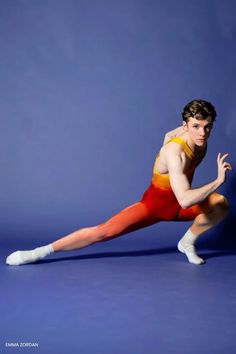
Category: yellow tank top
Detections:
[{"x1": 152, "y1": 137, "x2": 194, "y2": 189}]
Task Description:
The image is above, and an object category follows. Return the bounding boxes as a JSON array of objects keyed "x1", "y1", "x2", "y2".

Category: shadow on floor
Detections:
[{"x1": 35, "y1": 246, "x2": 236, "y2": 264}]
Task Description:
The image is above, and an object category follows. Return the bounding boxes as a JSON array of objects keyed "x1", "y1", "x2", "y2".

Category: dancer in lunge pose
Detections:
[{"x1": 6, "y1": 99, "x2": 232, "y2": 266}]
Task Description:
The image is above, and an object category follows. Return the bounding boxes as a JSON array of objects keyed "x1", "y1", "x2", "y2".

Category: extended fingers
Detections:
[
  {"x1": 221, "y1": 153, "x2": 229, "y2": 162},
  {"x1": 218, "y1": 153, "x2": 229, "y2": 163}
]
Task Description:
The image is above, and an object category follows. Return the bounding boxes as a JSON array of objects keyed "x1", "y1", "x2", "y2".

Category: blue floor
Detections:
[{"x1": 1, "y1": 234, "x2": 236, "y2": 354}]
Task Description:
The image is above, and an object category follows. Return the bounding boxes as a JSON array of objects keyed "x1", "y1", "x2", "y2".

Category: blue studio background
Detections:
[
  {"x1": 0, "y1": 0, "x2": 235, "y2": 248},
  {"x1": 0, "y1": 1, "x2": 236, "y2": 354}
]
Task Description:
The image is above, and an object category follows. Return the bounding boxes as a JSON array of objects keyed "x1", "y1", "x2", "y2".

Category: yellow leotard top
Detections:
[{"x1": 152, "y1": 137, "x2": 194, "y2": 190}]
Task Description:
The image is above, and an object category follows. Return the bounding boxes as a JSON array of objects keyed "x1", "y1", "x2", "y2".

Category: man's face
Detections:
[{"x1": 183, "y1": 116, "x2": 213, "y2": 147}]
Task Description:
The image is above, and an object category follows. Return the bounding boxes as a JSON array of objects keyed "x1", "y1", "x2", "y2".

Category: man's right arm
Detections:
[{"x1": 166, "y1": 149, "x2": 232, "y2": 209}]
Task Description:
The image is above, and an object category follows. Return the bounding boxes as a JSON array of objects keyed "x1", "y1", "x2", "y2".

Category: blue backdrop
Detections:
[{"x1": 0, "y1": 0, "x2": 235, "y2": 248}]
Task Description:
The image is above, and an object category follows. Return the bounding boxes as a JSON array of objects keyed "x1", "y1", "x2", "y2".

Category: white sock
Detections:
[
  {"x1": 6, "y1": 244, "x2": 54, "y2": 266},
  {"x1": 177, "y1": 229, "x2": 205, "y2": 265}
]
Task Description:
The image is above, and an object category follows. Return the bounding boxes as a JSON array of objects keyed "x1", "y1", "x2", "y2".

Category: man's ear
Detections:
[{"x1": 182, "y1": 121, "x2": 188, "y2": 132}]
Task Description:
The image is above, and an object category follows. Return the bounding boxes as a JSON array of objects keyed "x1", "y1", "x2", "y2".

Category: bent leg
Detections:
[
  {"x1": 189, "y1": 193, "x2": 229, "y2": 236},
  {"x1": 53, "y1": 202, "x2": 156, "y2": 251},
  {"x1": 177, "y1": 193, "x2": 229, "y2": 265}
]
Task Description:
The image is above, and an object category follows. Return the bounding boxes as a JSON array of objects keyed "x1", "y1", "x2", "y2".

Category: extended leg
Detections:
[
  {"x1": 178, "y1": 193, "x2": 229, "y2": 265},
  {"x1": 53, "y1": 202, "x2": 154, "y2": 251},
  {"x1": 6, "y1": 202, "x2": 155, "y2": 265}
]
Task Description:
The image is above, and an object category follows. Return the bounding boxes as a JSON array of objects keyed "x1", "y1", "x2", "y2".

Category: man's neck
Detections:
[{"x1": 183, "y1": 133, "x2": 207, "y2": 155}]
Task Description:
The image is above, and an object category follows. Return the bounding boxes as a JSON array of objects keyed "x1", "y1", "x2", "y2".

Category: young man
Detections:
[{"x1": 6, "y1": 99, "x2": 232, "y2": 266}]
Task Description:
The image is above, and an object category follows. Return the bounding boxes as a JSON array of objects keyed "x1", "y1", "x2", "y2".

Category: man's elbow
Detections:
[
  {"x1": 163, "y1": 134, "x2": 172, "y2": 144},
  {"x1": 178, "y1": 197, "x2": 191, "y2": 210},
  {"x1": 180, "y1": 202, "x2": 189, "y2": 210}
]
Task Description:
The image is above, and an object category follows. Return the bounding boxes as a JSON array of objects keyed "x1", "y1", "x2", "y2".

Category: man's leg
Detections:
[
  {"x1": 178, "y1": 193, "x2": 229, "y2": 265},
  {"x1": 6, "y1": 202, "x2": 155, "y2": 265}
]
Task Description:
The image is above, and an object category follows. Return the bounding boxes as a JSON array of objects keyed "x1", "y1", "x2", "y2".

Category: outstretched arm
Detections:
[{"x1": 166, "y1": 148, "x2": 232, "y2": 209}]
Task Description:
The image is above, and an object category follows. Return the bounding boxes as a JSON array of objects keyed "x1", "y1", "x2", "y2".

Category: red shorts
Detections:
[
  {"x1": 102, "y1": 182, "x2": 221, "y2": 238},
  {"x1": 140, "y1": 183, "x2": 212, "y2": 222}
]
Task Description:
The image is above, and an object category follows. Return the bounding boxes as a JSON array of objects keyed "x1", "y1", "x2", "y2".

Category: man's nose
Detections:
[{"x1": 199, "y1": 128, "x2": 206, "y2": 136}]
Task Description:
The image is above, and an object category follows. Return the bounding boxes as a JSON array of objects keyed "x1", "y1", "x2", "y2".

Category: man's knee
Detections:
[
  {"x1": 93, "y1": 220, "x2": 124, "y2": 242},
  {"x1": 209, "y1": 194, "x2": 229, "y2": 218},
  {"x1": 102, "y1": 219, "x2": 125, "y2": 239}
]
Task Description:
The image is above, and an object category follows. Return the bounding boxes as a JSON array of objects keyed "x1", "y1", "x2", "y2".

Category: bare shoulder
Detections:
[
  {"x1": 161, "y1": 141, "x2": 187, "y2": 169},
  {"x1": 166, "y1": 126, "x2": 184, "y2": 137},
  {"x1": 163, "y1": 125, "x2": 185, "y2": 145},
  {"x1": 162, "y1": 140, "x2": 185, "y2": 156}
]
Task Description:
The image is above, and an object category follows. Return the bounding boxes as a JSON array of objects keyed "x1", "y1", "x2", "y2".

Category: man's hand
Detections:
[{"x1": 217, "y1": 153, "x2": 233, "y2": 185}]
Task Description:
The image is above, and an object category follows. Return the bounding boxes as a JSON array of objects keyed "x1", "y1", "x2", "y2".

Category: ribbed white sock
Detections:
[
  {"x1": 6, "y1": 244, "x2": 54, "y2": 266},
  {"x1": 177, "y1": 229, "x2": 205, "y2": 265}
]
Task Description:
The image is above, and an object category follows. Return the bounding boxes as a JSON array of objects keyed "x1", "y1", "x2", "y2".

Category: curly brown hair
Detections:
[{"x1": 182, "y1": 100, "x2": 217, "y2": 122}]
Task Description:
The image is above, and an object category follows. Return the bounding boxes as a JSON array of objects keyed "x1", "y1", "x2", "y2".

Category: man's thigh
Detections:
[{"x1": 178, "y1": 192, "x2": 225, "y2": 221}]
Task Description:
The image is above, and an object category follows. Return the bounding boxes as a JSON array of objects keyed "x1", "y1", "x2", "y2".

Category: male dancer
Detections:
[{"x1": 6, "y1": 100, "x2": 232, "y2": 266}]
